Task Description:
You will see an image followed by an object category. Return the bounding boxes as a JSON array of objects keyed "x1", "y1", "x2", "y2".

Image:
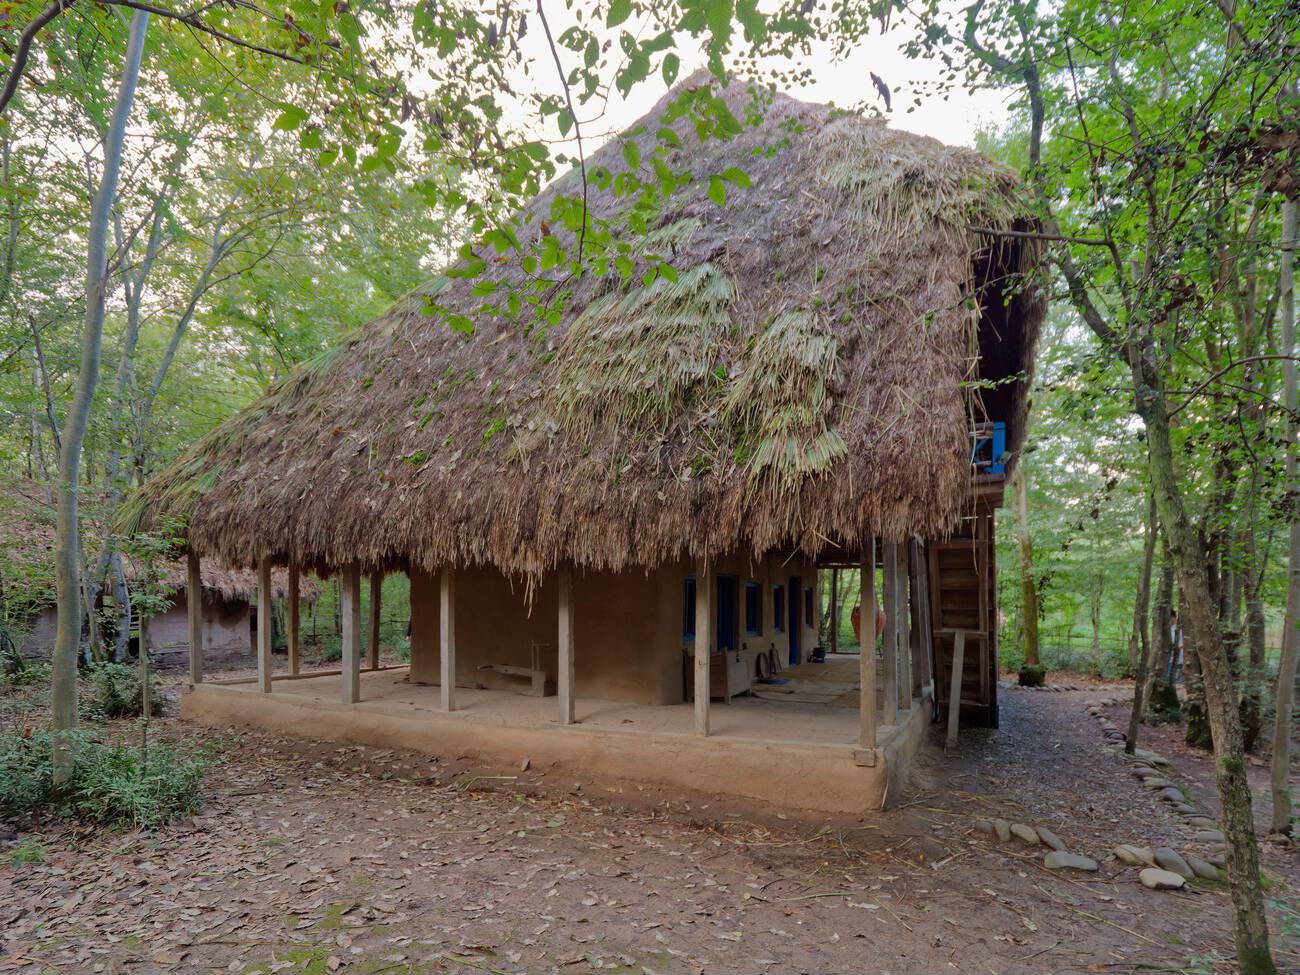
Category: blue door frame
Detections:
[
  {"x1": 716, "y1": 575, "x2": 739, "y2": 652},
  {"x1": 788, "y1": 576, "x2": 801, "y2": 665}
]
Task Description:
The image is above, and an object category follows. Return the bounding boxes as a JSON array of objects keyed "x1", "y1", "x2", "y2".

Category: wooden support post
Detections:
[
  {"x1": 557, "y1": 565, "x2": 575, "y2": 725},
  {"x1": 440, "y1": 568, "x2": 456, "y2": 712},
  {"x1": 880, "y1": 543, "x2": 899, "y2": 726},
  {"x1": 914, "y1": 541, "x2": 935, "y2": 699},
  {"x1": 257, "y1": 558, "x2": 273, "y2": 693},
  {"x1": 340, "y1": 564, "x2": 361, "y2": 704},
  {"x1": 694, "y1": 561, "x2": 712, "y2": 736},
  {"x1": 946, "y1": 630, "x2": 967, "y2": 750},
  {"x1": 857, "y1": 541, "x2": 878, "y2": 759},
  {"x1": 186, "y1": 550, "x2": 203, "y2": 685},
  {"x1": 895, "y1": 543, "x2": 911, "y2": 711},
  {"x1": 368, "y1": 573, "x2": 382, "y2": 670},
  {"x1": 909, "y1": 546, "x2": 930, "y2": 696},
  {"x1": 287, "y1": 560, "x2": 300, "y2": 677},
  {"x1": 829, "y1": 567, "x2": 839, "y2": 655}
]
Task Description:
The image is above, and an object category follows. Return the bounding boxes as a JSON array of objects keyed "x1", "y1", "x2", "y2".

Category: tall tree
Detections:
[
  {"x1": 1273, "y1": 189, "x2": 1297, "y2": 836},
  {"x1": 51, "y1": 7, "x2": 150, "y2": 780},
  {"x1": 921, "y1": 1, "x2": 1291, "y2": 968},
  {"x1": 1013, "y1": 460, "x2": 1040, "y2": 669}
]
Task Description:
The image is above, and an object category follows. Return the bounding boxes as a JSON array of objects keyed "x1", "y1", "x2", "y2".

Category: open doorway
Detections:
[
  {"x1": 716, "y1": 575, "x2": 739, "y2": 652},
  {"x1": 787, "y1": 576, "x2": 801, "y2": 665}
]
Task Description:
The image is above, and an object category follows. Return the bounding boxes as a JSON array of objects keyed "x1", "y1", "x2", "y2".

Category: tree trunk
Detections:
[
  {"x1": 1014, "y1": 463, "x2": 1039, "y2": 666},
  {"x1": 1240, "y1": 579, "x2": 1266, "y2": 753},
  {"x1": 1128, "y1": 488, "x2": 1157, "y2": 677},
  {"x1": 50, "y1": 10, "x2": 150, "y2": 783},
  {"x1": 109, "y1": 551, "x2": 130, "y2": 663},
  {"x1": 1089, "y1": 569, "x2": 1103, "y2": 676},
  {"x1": 77, "y1": 553, "x2": 103, "y2": 665},
  {"x1": 1151, "y1": 540, "x2": 1174, "y2": 701},
  {"x1": 1184, "y1": 643, "x2": 1213, "y2": 750},
  {"x1": 139, "y1": 608, "x2": 150, "y2": 728},
  {"x1": 1127, "y1": 491, "x2": 1159, "y2": 752},
  {"x1": 1139, "y1": 361, "x2": 1276, "y2": 974},
  {"x1": 820, "y1": 569, "x2": 835, "y2": 648},
  {"x1": 1238, "y1": 488, "x2": 1267, "y2": 754},
  {"x1": 1271, "y1": 193, "x2": 1298, "y2": 837}
]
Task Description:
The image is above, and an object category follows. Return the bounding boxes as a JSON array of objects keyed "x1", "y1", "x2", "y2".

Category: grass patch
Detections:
[
  {"x1": 82, "y1": 663, "x2": 163, "y2": 720},
  {"x1": 8, "y1": 840, "x2": 45, "y2": 865},
  {"x1": 0, "y1": 728, "x2": 211, "y2": 830}
]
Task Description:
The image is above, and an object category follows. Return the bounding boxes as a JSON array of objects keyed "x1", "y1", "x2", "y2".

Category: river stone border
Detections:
[{"x1": 1080, "y1": 696, "x2": 1227, "y2": 884}]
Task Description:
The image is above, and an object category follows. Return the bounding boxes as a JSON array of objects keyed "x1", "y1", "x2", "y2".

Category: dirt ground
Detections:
[{"x1": 1, "y1": 670, "x2": 1297, "y2": 975}]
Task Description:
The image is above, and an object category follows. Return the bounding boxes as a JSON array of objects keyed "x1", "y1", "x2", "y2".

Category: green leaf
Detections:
[
  {"x1": 273, "y1": 105, "x2": 309, "y2": 131},
  {"x1": 663, "y1": 52, "x2": 681, "y2": 86},
  {"x1": 721, "y1": 166, "x2": 751, "y2": 187},
  {"x1": 736, "y1": 0, "x2": 766, "y2": 41},
  {"x1": 336, "y1": 11, "x2": 361, "y2": 53},
  {"x1": 704, "y1": 0, "x2": 734, "y2": 50},
  {"x1": 608, "y1": 0, "x2": 633, "y2": 27},
  {"x1": 707, "y1": 175, "x2": 726, "y2": 206},
  {"x1": 622, "y1": 140, "x2": 641, "y2": 170}
]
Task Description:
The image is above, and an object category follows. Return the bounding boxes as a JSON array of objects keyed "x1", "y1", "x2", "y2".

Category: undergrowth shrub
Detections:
[
  {"x1": 0, "y1": 729, "x2": 210, "y2": 829},
  {"x1": 391, "y1": 636, "x2": 411, "y2": 662},
  {"x1": 1148, "y1": 681, "x2": 1183, "y2": 724},
  {"x1": 1018, "y1": 663, "x2": 1046, "y2": 687},
  {"x1": 82, "y1": 663, "x2": 163, "y2": 719},
  {"x1": 1, "y1": 657, "x2": 49, "y2": 688}
]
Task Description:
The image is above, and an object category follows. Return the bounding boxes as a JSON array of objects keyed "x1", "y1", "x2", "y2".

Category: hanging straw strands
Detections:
[{"x1": 123, "y1": 77, "x2": 1044, "y2": 579}]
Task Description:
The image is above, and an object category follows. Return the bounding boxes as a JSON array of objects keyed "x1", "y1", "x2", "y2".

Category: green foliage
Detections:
[
  {"x1": 0, "y1": 728, "x2": 209, "y2": 829},
  {"x1": 1, "y1": 658, "x2": 49, "y2": 688},
  {"x1": 295, "y1": 573, "x2": 410, "y2": 665},
  {"x1": 1018, "y1": 664, "x2": 1045, "y2": 687},
  {"x1": 8, "y1": 840, "x2": 45, "y2": 865},
  {"x1": 0, "y1": 731, "x2": 56, "y2": 821},
  {"x1": 319, "y1": 634, "x2": 343, "y2": 664},
  {"x1": 82, "y1": 663, "x2": 163, "y2": 720},
  {"x1": 63, "y1": 736, "x2": 208, "y2": 830},
  {"x1": 1148, "y1": 682, "x2": 1183, "y2": 724}
]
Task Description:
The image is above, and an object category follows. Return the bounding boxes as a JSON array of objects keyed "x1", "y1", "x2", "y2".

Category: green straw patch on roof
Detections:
[{"x1": 124, "y1": 74, "x2": 1045, "y2": 578}]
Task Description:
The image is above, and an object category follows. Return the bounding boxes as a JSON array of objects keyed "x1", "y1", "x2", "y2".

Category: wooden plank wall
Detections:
[{"x1": 927, "y1": 509, "x2": 1000, "y2": 729}]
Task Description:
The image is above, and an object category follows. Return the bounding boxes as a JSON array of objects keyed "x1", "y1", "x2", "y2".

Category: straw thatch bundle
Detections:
[
  {"x1": 128, "y1": 77, "x2": 1044, "y2": 578},
  {"x1": 0, "y1": 481, "x2": 317, "y2": 604},
  {"x1": 128, "y1": 560, "x2": 320, "y2": 603}
]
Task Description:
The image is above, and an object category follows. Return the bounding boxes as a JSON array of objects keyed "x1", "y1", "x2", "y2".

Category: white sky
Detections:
[{"x1": 503, "y1": 7, "x2": 1014, "y2": 157}]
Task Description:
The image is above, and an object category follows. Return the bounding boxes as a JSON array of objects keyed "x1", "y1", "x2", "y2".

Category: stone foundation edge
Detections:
[{"x1": 182, "y1": 684, "x2": 932, "y2": 814}]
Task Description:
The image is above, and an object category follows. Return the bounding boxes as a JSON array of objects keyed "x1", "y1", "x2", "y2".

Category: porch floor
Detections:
[
  {"x1": 217, "y1": 665, "x2": 900, "y2": 749},
  {"x1": 188, "y1": 666, "x2": 933, "y2": 812}
]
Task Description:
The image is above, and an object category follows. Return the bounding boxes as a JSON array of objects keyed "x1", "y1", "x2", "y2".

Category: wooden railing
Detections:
[{"x1": 971, "y1": 421, "x2": 1008, "y2": 477}]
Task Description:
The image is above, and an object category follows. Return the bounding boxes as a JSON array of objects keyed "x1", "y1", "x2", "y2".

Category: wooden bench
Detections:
[
  {"x1": 476, "y1": 641, "x2": 554, "y2": 697},
  {"x1": 477, "y1": 663, "x2": 551, "y2": 696}
]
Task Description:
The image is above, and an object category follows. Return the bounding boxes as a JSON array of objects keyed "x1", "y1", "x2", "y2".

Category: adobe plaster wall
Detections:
[{"x1": 406, "y1": 555, "x2": 821, "y2": 705}]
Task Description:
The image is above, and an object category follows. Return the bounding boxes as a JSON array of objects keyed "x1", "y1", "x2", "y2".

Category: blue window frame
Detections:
[
  {"x1": 773, "y1": 584, "x2": 785, "y2": 632},
  {"x1": 744, "y1": 581, "x2": 762, "y2": 636}
]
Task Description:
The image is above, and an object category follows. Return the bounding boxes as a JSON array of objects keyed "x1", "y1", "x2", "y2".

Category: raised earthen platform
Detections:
[{"x1": 182, "y1": 667, "x2": 932, "y2": 813}]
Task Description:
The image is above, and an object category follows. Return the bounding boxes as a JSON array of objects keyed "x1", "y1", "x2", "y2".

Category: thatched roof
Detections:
[
  {"x1": 127, "y1": 559, "x2": 321, "y2": 603},
  {"x1": 0, "y1": 480, "x2": 317, "y2": 604},
  {"x1": 128, "y1": 77, "x2": 1044, "y2": 578}
]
